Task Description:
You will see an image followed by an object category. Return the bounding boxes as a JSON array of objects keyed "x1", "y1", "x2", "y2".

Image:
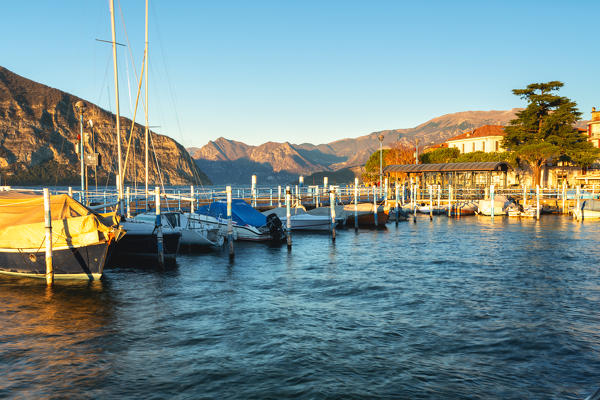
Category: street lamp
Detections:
[
  {"x1": 75, "y1": 101, "x2": 86, "y2": 203},
  {"x1": 378, "y1": 134, "x2": 385, "y2": 190}
]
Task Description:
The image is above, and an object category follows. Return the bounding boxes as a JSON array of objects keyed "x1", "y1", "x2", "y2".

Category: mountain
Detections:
[
  {"x1": 0, "y1": 66, "x2": 209, "y2": 185},
  {"x1": 189, "y1": 109, "x2": 521, "y2": 184}
]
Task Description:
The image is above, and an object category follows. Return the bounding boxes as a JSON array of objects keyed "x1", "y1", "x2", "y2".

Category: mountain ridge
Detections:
[{"x1": 188, "y1": 109, "x2": 523, "y2": 184}]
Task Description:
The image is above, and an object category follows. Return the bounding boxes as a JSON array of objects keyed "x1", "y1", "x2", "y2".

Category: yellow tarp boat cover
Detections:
[{"x1": 0, "y1": 191, "x2": 120, "y2": 250}]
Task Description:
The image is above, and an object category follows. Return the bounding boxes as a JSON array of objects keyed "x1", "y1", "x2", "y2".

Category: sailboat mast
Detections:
[
  {"x1": 144, "y1": 0, "x2": 149, "y2": 196},
  {"x1": 109, "y1": 0, "x2": 124, "y2": 205}
]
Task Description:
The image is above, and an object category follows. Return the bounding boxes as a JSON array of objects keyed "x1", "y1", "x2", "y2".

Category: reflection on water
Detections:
[{"x1": 1, "y1": 215, "x2": 600, "y2": 399}]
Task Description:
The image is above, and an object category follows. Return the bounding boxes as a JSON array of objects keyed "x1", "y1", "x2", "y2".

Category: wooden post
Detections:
[
  {"x1": 437, "y1": 185, "x2": 441, "y2": 208},
  {"x1": 155, "y1": 187, "x2": 164, "y2": 267},
  {"x1": 190, "y1": 185, "x2": 195, "y2": 213},
  {"x1": 523, "y1": 184, "x2": 527, "y2": 207},
  {"x1": 561, "y1": 181, "x2": 566, "y2": 214},
  {"x1": 295, "y1": 185, "x2": 299, "y2": 206},
  {"x1": 126, "y1": 186, "x2": 131, "y2": 218},
  {"x1": 330, "y1": 187, "x2": 336, "y2": 241},
  {"x1": 448, "y1": 185, "x2": 453, "y2": 217},
  {"x1": 395, "y1": 184, "x2": 400, "y2": 225},
  {"x1": 372, "y1": 184, "x2": 378, "y2": 227},
  {"x1": 490, "y1": 184, "x2": 495, "y2": 220},
  {"x1": 226, "y1": 185, "x2": 234, "y2": 259},
  {"x1": 68, "y1": 186, "x2": 73, "y2": 198},
  {"x1": 354, "y1": 178, "x2": 359, "y2": 231},
  {"x1": 43, "y1": 189, "x2": 53, "y2": 286},
  {"x1": 536, "y1": 184, "x2": 540, "y2": 220},
  {"x1": 576, "y1": 185, "x2": 581, "y2": 221},
  {"x1": 277, "y1": 185, "x2": 281, "y2": 208},
  {"x1": 413, "y1": 184, "x2": 417, "y2": 223},
  {"x1": 270, "y1": 188, "x2": 273, "y2": 206},
  {"x1": 428, "y1": 185, "x2": 433, "y2": 221},
  {"x1": 384, "y1": 177, "x2": 389, "y2": 208},
  {"x1": 251, "y1": 175, "x2": 257, "y2": 207},
  {"x1": 401, "y1": 184, "x2": 405, "y2": 205},
  {"x1": 286, "y1": 187, "x2": 292, "y2": 249}
]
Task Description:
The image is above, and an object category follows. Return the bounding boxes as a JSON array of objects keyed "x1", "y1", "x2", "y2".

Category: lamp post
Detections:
[
  {"x1": 75, "y1": 101, "x2": 86, "y2": 203},
  {"x1": 378, "y1": 134, "x2": 384, "y2": 191}
]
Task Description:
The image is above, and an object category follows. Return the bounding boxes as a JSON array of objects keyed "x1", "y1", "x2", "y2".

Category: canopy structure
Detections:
[
  {"x1": 383, "y1": 161, "x2": 510, "y2": 174},
  {"x1": 384, "y1": 162, "x2": 511, "y2": 188}
]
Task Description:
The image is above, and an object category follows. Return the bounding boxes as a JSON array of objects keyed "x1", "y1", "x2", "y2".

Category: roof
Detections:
[
  {"x1": 446, "y1": 125, "x2": 505, "y2": 142},
  {"x1": 384, "y1": 161, "x2": 511, "y2": 173}
]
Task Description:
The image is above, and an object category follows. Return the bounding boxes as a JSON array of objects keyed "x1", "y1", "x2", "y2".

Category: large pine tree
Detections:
[{"x1": 502, "y1": 81, "x2": 599, "y2": 186}]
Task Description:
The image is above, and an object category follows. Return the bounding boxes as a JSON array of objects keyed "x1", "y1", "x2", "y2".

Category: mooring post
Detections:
[
  {"x1": 354, "y1": 178, "x2": 359, "y2": 231},
  {"x1": 384, "y1": 177, "x2": 389, "y2": 209},
  {"x1": 126, "y1": 186, "x2": 131, "y2": 218},
  {"x1": 251, "y1": 175, "x2": 257, "y2": 207},
  {"x1": 523, "y1": 184, "x2": 527, "y2": 207},
  {"x1": 372, "y1": 184, "x2": 378, "y2": 228},
  {"x1": 395, "y1": 184, "x2": 400, "y2": 225},
  {"x1": 277, "y1": 185, "x2": 282, "y2": 208},
  {"x1": 561, "y1": 181, "x2": 566, "y2": 214},
  {"x1": 490, "y1": 184, "x2": 495, "y2": 220},
  {"x1": 536, "y1": 184, "x2": 540, "y2": 220},
  {"x1": 576, "y1": 185, "x2": 581, "y2": 221},
  {"x1": 270, "y1": 188, "x2": 273, "y2": 206},
  {"x1": 190, "y1": 185, "x2": 195, "y2": 213},
  {"x1": 68, "y1": 186, "x2": 73, "y2": 198},
  {"x1": 295, "y1": 185, "x2": 299, "y2": 205},
  {"x1": 286, "y1": 187, "x2": 292, "y2": 249},
  {"x1": 437, "y1": 185, "x2": 441, "y2": 208},
  {"x1": 155, "y1": 187, "x2": 164, "y2": 267},
  {"x1": 429, "y1": 185, "x2": 433, "y2": 221},
  {"x1": 226, "y1": 185, "x2": 234, "y2": 259},
  {"x1": 448, "y1": 184, "x2": 452, "y2": 217},
  {"x1": 43, "y1": 188, "x2": 53, "y2": 286},
  {"x1": 413, "y1": 184, "x2": 417, "y2": 223},
  {"x1": 401, "y1": 184, "x2": 405, "y2": 205},
  {"x1": 330, "y1": 186, "x2": 336, "y2": 241}
]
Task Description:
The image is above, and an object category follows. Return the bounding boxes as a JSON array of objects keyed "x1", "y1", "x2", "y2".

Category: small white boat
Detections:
[
  {"x1": 307, "y1": 205, "x2": 346, "y2": 226},
  {"x1": 132, "y1": 212, "x2": 224, "y2": 249},
  {"x1": 262, "y1": 206, "x2": 332, "y2": 231},
  {"x1": 417, "y1": 204, "x2": 447, "y2": 215},
  {"x1": 477, "y1": 196, "x2": 509, "y2": 216}
]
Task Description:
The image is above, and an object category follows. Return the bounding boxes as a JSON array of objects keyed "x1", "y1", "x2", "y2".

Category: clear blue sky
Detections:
[{"x1": 1, "y1": 1, "x2": 598, "y2": 147}]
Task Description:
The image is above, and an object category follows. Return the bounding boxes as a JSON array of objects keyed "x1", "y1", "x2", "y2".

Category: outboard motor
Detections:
[{"x1": 265, "y1": 213, "x2": 284, "y2": 242}]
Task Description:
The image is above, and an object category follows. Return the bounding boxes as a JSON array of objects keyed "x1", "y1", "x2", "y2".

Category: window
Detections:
[
  {"x1": 495, "y1": 141, "x2": 499, "y2": 151},
  {"x1": 482, "y1": 141, "x2": 485, "y2": 152}
]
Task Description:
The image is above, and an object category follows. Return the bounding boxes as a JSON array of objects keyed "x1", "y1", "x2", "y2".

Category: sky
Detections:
[{"x1": 1, "y1": 1, "x2": 598, "y2": 148}]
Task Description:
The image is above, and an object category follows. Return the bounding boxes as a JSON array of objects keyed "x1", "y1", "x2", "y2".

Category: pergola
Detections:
[{"x1": 383, "y1": 161, "x2": 511, "y2": 188}]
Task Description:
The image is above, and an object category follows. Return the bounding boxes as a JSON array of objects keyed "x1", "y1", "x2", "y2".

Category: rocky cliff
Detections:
[{"x1": 0, "y1": 66, "x2": 209, "y2": 185}]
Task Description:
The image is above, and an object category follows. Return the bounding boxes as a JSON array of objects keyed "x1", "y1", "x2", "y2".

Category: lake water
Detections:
[{"x1": 1, "y1": 215, "x2": 599, "y2": 399}]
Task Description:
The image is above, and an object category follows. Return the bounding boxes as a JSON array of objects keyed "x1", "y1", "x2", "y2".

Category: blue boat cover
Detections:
[{"x1": 196, "y1": 199, "x2": 266, "y2": 227}]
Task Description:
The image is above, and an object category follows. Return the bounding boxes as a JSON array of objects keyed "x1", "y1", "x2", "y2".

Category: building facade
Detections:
[
  {"x1": 587, "y1": 107, "x2": 600, "y2": 148},
  {"x1": 445, "y1": 125, "x2": 505, "y2": 154}
]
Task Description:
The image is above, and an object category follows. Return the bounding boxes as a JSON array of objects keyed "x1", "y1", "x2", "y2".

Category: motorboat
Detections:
[
  {"x1": 132, "y1": 212, "x2": 224, "y2": 249},
  {"x1": 196, "y1": 199, "x2": 285, "y2": 242},
  {"x1": 343, "y1": 203, "x2": 388, "y2": 228},
  {"x1": 306, "y1": 205, "x2": 347, "y2": 226},
  {"x1": 477, "y1": 195, "x2": 509, "y2": 216},
  {"x1": 449, "y1": 201, "x2": 478, "y2": 216},
  {"x1": 417, "y1": 203, "x2": 448, "y2": 215},
  {"x1": 114, "y1": 213, "x2": 181, "y2": 262},
  {"x1": 0, "y1": 191, "x2": 123, "y2": 280},
  {"x1": 580, "y1": 199, "x2": 600, "y2": 219},
  {"x1": 262, "y1": 206, "x2": 332, "y2": 231}
]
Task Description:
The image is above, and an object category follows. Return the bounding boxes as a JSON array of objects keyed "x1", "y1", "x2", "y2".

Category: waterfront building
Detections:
[
  {"x1": 445, "y1": 125, "x2": 505, "y2": 154},
  {"x1": 587, "y1": 107, "x2": 600, "y2": 148}
]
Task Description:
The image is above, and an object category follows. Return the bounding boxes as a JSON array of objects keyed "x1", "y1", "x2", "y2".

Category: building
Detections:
[
  {"x1": 587, "y1": 107, "x2": 600, "y2": 148},
  {"x1": 445, "y1": 125, "x2": 505, "y2": 154}
]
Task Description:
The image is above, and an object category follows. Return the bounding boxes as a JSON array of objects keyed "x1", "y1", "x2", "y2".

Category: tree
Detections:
[
  {"x1": 362, "y1": 149, "x2": 390, "y2": 184},
  {"x1": 419, "y1": 147, "x2": 459, "y2": 164},
  {"x1": 384, "y1": 142, "x2": 416, "y2": 166},
  {"x1": 502, "y1": 81, "x2": 599, "y2": 185}
]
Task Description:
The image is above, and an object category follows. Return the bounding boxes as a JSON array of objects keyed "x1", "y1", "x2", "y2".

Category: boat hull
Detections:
[
  {"x1": 0, "y1": 241, "x2": 110, "y2": 280},
  {"x1": 112, "y1": 231, "x2": 181, "y2": 260},
  {"x1": 345, "y1": 211, "x2": 389, "y2": 228}
]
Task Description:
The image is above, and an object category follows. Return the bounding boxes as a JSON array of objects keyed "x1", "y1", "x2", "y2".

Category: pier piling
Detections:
[
  {"x1": 373, "y1": 184, "x2": 378, "y2": 228},
  {"x1": 43, "y1": 188, "x2": 53, "y2": 286},
  {"x1": 354, "y1": 178, "x2": 358, "y2": 231},
  {"x1": 226, "y1": 185, "x2": 234, "y2": 259},
  {"x1": 155, "y1": 187, "x2": 164, "y2": 267},
  {"x1": 330, "y1": 187, "x2": 336, "y2": 241},
  {"x1": 536, "y1": 185, "x2": 540, "y2": 220},
  {"x1": 286, "y1": 187, "x2": 292, "y2": 249}
]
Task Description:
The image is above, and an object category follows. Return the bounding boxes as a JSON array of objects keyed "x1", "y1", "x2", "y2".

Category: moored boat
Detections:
[
  {"x1": 196, "y1": 199, "x2": 285, "y2": 242},
  {"x1": 343, "y1": 203, "x2": 388, "y2": 228},
  {"x1": 262, "y1": 206, "x2": 332, "y2": 231},
  {"x1": 0, "y1": 191, "x2": 123, "y2": 280}
]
